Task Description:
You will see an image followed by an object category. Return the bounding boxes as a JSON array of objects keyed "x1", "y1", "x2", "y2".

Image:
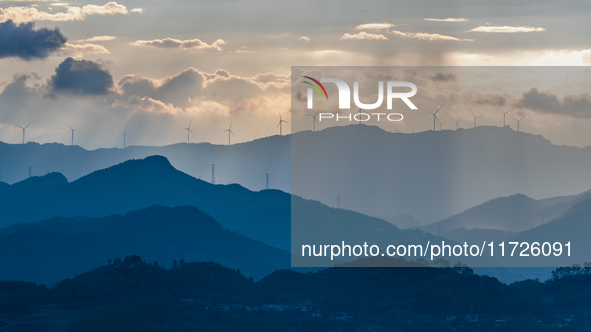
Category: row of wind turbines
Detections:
[
  {"x1": 427, "y1": 105, "x2": 526, "y2": 132},
  {"x1": 11, "y1": 107, "x2": 526, "y2": 147}
]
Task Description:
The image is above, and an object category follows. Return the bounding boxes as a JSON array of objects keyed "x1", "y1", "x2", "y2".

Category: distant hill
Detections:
[
  {"x1": 378, "y1": 214, "x2": 421, "y2": 229},
  {"x1": 4, "y1": 125, "x2": 591, "y2": 223},
  {"x1": 422, "y1": 191, "x2": 590, "y2": 235},
  {"x1": 0, "y1": 205, "x2": 290, "y2": 285},
  {"x1": 506, "y1": 195, "x2": 591, "y2": 266}
]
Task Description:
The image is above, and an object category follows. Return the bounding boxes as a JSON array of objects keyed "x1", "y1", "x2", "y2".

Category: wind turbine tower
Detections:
[
  {"x1": 453, "y1": 118, "x2": 461, "y2": 130},
  {"x1": 68, "y1": 124, "x2": 76, "y2": 146},
  {"x1": 511, "y1": 116, "x2": 526, "y2": 132},
  {"x1": 277, "y1": 113, "x2": 288, "y2": 135},
  {"x1": 266, "y1": 173, "x2": 269, "y2": 190},
  {"x1": 356, "y1": 108, "x2": 368, "y2": 125},
  {"x1": 122, "y1": 125, "x2": 131, "y2": 148},
  {"x1": 183, "y1": 120, "x2": 194, "y2": 143},
  {"x1": 500, "y1": 109, "x2": 511, "y2": 127},
  {"x1": 16, "y1": 124, "x2": 29, "y2": 144},
  {"x1": 428, "y1": 104, "x2": 443, "y2": 131},
  {"x1": 308, "y1": 111, "x2": 319, "y2": 131},
  {"x1": 223, "y1": 121, "x2": 236, "y2": 145},
  {"x1": 471, "y1": 110, "x2": 482, "y2": 127}
]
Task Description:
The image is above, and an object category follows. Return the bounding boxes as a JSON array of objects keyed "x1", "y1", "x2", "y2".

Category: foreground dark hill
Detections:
[
  {"x1": 3, "y1": 258, "x2": 591, "y2": 331},
  {"x1": 0, "y1": 205, "x2": 289, "y2": 284},
  {"x1": 4, "y1": 125, "x2": 591, "y2": 223}
]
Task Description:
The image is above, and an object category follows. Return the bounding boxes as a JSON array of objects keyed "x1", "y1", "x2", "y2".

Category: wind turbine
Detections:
[
  {"x1": 470, "y1": 109, "x2": 482, "y2": 127},
  {"x1": 428, "y1": 104, "x2": 443, "y2": 131},
  {"x1": 122, "y1": 125, "x2": 131, "y2": 148},
  {"x1": 277, "y1": 113, "x2": 288, "y2": 135},
  {"x1": 67, "y1": 124, "x2": 76, "y2": 146},
  {"x1": 511, "y1": 116, "x2": 526, "y2": 132},
  {"x1": 356, "y1": 108, "x2": 368, "y2": 124},
  {"x1": 183, "y1": 120, "x2": 194, "y2": 143},
  {"x1": 500, "y1": 109, "x2": 511, "y2": 127},
  {"x1": 223, "y1": 120, "x2": 235, "y2": 145},
  {"x1": 453, "y1": 117, "x2": 461, "y2": 130},
  {"x1": 307, "y1": 111, "x2": 319, "y2": 131},
  {"x1": 15, "y1": 123, "x2": 29, "y2": 144},
  {"x1": 438, "y1": 119, "x2": 444, "y2": 131}
]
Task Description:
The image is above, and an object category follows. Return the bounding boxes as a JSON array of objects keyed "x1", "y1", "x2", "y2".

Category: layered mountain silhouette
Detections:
[
  {"x1": 0, "y1": 155, "x2": 470, "y2": 270},
  {"x1": 0, "y1": 205, "x2": 290, "y2": 285},
  {"x1": 4, "y1": 125, "x2": 591, "y2": 223}
]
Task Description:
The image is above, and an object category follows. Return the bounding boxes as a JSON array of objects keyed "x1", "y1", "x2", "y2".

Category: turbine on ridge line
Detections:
[
  {"x1": 307, "y1": 111, "x2": 319, "y2": 131},
  {"x1": 122, "y1": 124, "x2": 131, "y2": 148},
  {"x1": 511, "y1": 116, "x2": 526, "y2": 132},
  {"x1": 183, "y1": 120, "x2": 194, "y2": 144},
  {"x1": 500, "y1": 108, "x2": 511, "y2": 127},
  {"x1": 223, "y1": 120, "x2": 236, "y2": 145},
  {"x1": 470, "y1": 109, "x2": 482, "y2": 127},
  {"x1": 68, "y1": 123, "x2": 76, "y2": 146},
  {"x1": 428, "y1": 104, "x2": 443, "y2": 131},
  {"x1": 277, "y1": 113, "x2": 288, "y2": 136},
  {"x1": 15, "y1": 123, "x2": 29, "y2": 144}
]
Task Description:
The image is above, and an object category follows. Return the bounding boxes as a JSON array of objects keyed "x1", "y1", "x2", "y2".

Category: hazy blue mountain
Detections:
[
  {"x1": 505, "y1": 195, "x2": 591, "y2": 266},
  {"x1": 0, "y1": 205, "x2": 290, "y2": 285},
  {"x1": 4, "y1": 126, "x2": 591, "y2": 223},
  {"x1": 378, "y1": 214, "x2": 422, "y2": 229},
  {"x1": 422, "y1": 191, "x2": 589, "y2": 235},
  {"x1": 441, "y1": 227, "x2": 515, "y2": 244}
]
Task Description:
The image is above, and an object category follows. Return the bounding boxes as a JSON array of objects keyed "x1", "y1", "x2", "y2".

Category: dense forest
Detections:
[{"x1": 1, "y1": 256, "x2": 591, "y2": 331}]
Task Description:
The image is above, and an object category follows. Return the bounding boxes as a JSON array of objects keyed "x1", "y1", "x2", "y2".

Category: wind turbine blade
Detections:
[
  {"x1": 231, "y1": 131, "x2": 236, "y2": 137},
  {"x1": 189, "y1": 129, "x2": 194, "y2": 136}
]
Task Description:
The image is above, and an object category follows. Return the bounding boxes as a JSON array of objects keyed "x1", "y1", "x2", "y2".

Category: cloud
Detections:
[
  {"x1": 341, "y1": 31, "x2": 388, "y2": 41},
  {"x1": 235, "y1": 49, "x2": 255, "y2": 53},
  {"x1": 77, "y1": 35, "x2": 116, "y2": 42},
  {"x1": 59, "y1": 42, "x2": 110, "y2": 57},
  {"x1": 355, "y1": 23, "x2": 395, "y2": 30},
  {"x1": 112, "y1": 95, "x2": 181, "y2": 114},
  {"x1": 516, "y1": 88, "x2": 591, "y2": 118},
  {"x1": 0, "y1": 20, "x2": 66, "y2": 60},
  {"x1": 130, "y1": 8, "x2": 143, "y2": 13},
  {"x1": 390, "y1": 30, "x2": 473, "y2": 41},
  {"x1": 424, "y1": 18, "x2": 468, "y2": 22},
  {"x1": 117, "y1": 68, "x2": 206, "y2": 108},
  {"x1": 0, "y1": 2, "x2": 131, "y2": 23},
  {"x1": 131, "y1": 38, "x2": 226, "y2": 51},
  {"x1": 469, "y1": 26, "x2": 545, "y2": 33},
  {"x1": 49, "y1": 57, "x2": 114, "y2": 95},
  {"x1": 430, "y1": 73, "x2": 458, "y2": 82},
  {"x1": 470, "y1": 94, "x2": 507, "y2": 106},
  {"x1": 297, "y1": 36, "x2": 310, "y2": 41}
]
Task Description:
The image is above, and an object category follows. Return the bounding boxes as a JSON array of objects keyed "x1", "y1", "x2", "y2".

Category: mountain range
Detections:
[{"x1": 4, "y1": 125, "x2": 591, "y2": 223}]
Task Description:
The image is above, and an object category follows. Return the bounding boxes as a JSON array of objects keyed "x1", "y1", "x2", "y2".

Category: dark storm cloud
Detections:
[
  {"x1": 0, "y1": 20, "x2": 67, "y2": 60},
  {"x1": 49, "y1": 57, "x2": 114, "y2": 95},
  {"x1": 430, "y1": 73, "x2": 458, "y2": 82},
  {"x1": 516, "y1": 88, "x2": 591, "y2": 118}
]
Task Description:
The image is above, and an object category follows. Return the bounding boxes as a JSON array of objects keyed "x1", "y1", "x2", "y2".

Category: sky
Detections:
[{"x1": 0, "y1": 0, "x2": 591, "y2": 149}]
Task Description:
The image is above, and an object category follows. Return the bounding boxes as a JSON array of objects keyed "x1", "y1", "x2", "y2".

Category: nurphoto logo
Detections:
[{"x1": 303, "y1": 76, "x2": 418, "y2": 122}]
